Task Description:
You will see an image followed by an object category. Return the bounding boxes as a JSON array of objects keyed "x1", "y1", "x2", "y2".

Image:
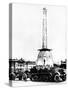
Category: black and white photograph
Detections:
[{"x1": 9, "y1": 3, "x2": 67, "y2": 86}]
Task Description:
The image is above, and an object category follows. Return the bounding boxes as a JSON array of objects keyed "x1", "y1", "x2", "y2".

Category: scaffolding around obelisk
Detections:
[{"x1": 36, "y1": 8, "x2": 53, "y2": 67}]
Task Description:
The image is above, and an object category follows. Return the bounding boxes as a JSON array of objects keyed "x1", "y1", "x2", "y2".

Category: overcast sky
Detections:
[{"x1": 12, "y1": 3, "x2": 66, "y2": 63}]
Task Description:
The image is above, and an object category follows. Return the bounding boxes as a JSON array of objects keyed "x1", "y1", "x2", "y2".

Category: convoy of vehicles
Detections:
[
  {"x1": 9, "y1": 65, "x2": 66, "y2": 82},
  {"x1": 29, "y1": 66, "x2": 66, "y2": 82}
]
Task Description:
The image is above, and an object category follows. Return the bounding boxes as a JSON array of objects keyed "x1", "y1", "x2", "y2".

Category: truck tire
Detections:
[{"x1": 54, "y1": 74, "x2": 62, "y2": 82}]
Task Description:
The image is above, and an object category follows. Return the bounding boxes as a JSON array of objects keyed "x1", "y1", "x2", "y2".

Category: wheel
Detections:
[
  {"x1": 23, "y1": 73, "x2": 27, "y2": 81},
  {"x1": 30, "y1": 75, "x2": 38, "y2": 81},
  {"x1": 30, "y1": 77, "x2": 34, "y2": 81},
  {"x1": 9, "y1": 73, "x2": 15, "y2": 80},
  {"x1": 33, "y1": 75, "x2": 38, "y2": 81},
  {"x1": 54, "y1": 74, "x2": 62, "y2": 82}
]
